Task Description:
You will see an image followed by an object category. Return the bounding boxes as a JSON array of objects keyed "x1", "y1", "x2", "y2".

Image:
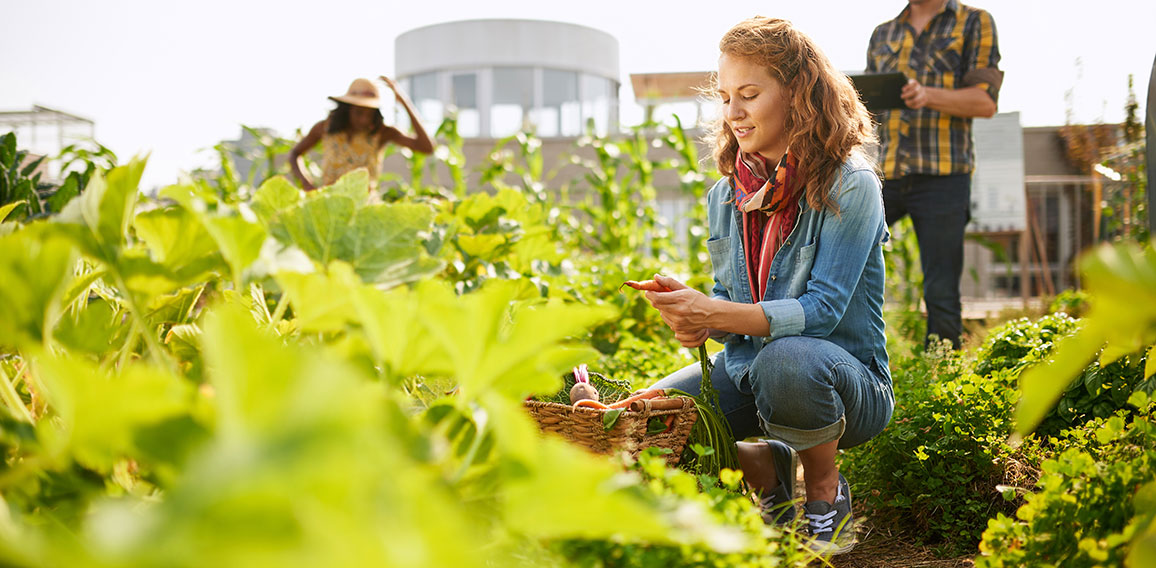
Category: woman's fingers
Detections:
[
  {"x1": 674, "y1": 328, "x2": 709, "y2": 347},
  {"x1": 623, "y1": 279, "x2": 670, "y2": 292},
  {"x1": 653, "y1": 274, "x2": 689, "y2": 291}
]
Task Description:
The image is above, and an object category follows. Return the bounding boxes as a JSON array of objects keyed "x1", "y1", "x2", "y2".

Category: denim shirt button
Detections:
[{"x1": 771, "y1": 275, "x2": 777, "y2": 280}]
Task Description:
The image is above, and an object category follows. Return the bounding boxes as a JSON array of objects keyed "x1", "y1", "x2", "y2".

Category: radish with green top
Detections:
[{"x1": 569, "y1": 364, "x2": 600, "y2": 404}]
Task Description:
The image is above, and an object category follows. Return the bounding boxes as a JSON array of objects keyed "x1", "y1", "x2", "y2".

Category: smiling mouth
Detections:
[{"x1": 733, "y1": 126, "x2": 754, "y2": 137}]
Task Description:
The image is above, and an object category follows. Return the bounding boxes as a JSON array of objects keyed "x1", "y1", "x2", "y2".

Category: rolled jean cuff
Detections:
[{"x1": 759, "y1": 415, "x2": 846, "y2": 451}]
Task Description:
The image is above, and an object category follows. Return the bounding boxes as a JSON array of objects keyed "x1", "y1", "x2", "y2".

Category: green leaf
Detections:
[
  {"x1": 1147, "y1": 345, "x2": 1156, "y2": 380},
  {"x1": 0, "y1": 201, "x2": 22, "y2": 223},
  {"x1": 321, "y1": 167, "x2": 369, "y2": 202},
  {"x1": 458, "y1": 233, "x2": 506, "y2": 257},
  {"x1": 19, "y1": 154, "x2": 45, "y2": 177},
  {"x1": 32, "y1": 351, "x2": 195, "y2": 472},
  {"x1": 158, "y1": 181, "x2": 219, "y2": 210},
  {"x1": 348, "y1": 279, "x2": 453, "y2": 379},
  {"x1": 646, "y1": 416, "x2": 668, "y2": 434},
  {"x1": 56, "y1": 158, "x2": 147, "y2": 259},
  {"x1": 416, "y1": 279, "x2": 612, "y2": 400},
  {"x1": 344, "y1": 203, "x2": 444, "y2": 284},
  {"x1": 46, "y1": 172, "x2": 82, "y2": 213},
  {"x1": 601, "y1": 408, "x2": 623, "y2": 431},
  {"x1": 0, "y1": 225, "x2": 78, "y2": 348},
  {"x1": 117, "y1": 251, "x2": 216, "y2": 301},
  {"x1": 53, "y1": 298, "x2": 126, "y2": 356},
  {"x1": 1129, "y1": 483, "x2": 1156, "y2": 568},
  {"x1": 272, "y1": 197, "x2": 443, "y2": 286},
  {"x1": 498, "y1": 407, "x2": 669, "y2": 541},
  {"x1": 145, "y1": 286, "x2": 204, "y2": 327},
  {"x1": 275, "y1": 263, "x2": 361, "y2": 333},
  {"x1": 270, "y1": 193, "x2": 356, "y2": 266},
  {"x1": 250, "y1": 175, "x2": 300, "y2": 225},
  {"x1": 1016, "y1": 242, "x2": 1156, "y2": 435},
  {"x1": 203, "y1": 214, "x2": 266, "y2": 284},
  {"x1": 133, "y1": 206, "x2": 225, "y2": 279}
]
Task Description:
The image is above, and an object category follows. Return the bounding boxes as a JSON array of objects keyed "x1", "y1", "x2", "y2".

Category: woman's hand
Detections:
[
  {"x1": 379, "y1": 75, "x2": 404, "y2": 102},
  {"x1": 644, "y1": 275, "x2": 717, "y2": 347}
]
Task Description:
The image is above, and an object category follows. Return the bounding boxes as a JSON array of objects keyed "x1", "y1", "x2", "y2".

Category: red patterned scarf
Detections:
[{"x1": 732, "y1": 150, "x2": 801, "y2": 303}]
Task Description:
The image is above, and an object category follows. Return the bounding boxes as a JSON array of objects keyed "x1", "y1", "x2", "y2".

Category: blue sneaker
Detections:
[
  {"x1": 751, "y1": 439, "x2": 798, "y2": 524},
  {"x1": 803, "y1": 473, "x2": 855, "y2": 555}
]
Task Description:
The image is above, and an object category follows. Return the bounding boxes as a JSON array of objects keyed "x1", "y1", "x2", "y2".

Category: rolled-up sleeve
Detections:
[{"x1": 962, "y1": 9, "x2": 1002, "y2": 103}]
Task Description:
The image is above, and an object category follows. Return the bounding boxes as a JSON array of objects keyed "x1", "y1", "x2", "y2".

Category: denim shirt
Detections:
[{"x1": 706, "y1": 152, "x2": 891, "y2": 384}]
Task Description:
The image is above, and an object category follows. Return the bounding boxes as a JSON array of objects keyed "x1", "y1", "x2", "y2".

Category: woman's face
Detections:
[
  {"x1": 349, "y1": 105, "x2": 376, "y2": 131},
  {"x1": 717, "y1": 53, "x2": 790, "y2": 161}
]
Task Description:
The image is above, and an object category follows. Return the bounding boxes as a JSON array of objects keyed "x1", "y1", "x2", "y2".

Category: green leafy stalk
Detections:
[
  {"x1": 670, "y1": 345, "x2": 739, "y2": 476},
  {"x1": 0, "y1": 366, "x2": 33, "y2": 423}
]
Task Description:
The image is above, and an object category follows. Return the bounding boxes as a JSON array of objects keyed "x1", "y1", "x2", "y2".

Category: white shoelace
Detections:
[
  {"x1": 806, "y1": 509, "x2": 838, "y2": 534},
  {"x1": 805, "y1": 485, "x2": 846, "y2": 534}
]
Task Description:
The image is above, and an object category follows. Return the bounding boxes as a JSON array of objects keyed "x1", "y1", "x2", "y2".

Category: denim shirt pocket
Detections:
[
  {"x1": 784, "y1": 242, "x2": 816, "y2": 297},
  {"x1": 707, "y1": 237, "x2": 735, "y2": 292}
]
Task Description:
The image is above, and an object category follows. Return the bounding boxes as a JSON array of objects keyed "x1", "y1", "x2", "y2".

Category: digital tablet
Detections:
[{"x1": 848, "y1": 72, "x2": 908, "y2": 112}]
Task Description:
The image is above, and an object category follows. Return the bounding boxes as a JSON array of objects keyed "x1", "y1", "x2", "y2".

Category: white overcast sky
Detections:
[{"x1": 2, "y1": 0, "x2": 1153, "y2": 189}]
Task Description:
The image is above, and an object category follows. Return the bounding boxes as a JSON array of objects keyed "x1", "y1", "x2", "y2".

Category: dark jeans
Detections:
[{"x1": 882, "y1": 173, "x2": 970, "y2": 349}]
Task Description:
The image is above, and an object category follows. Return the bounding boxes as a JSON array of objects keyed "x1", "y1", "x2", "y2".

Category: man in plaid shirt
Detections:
[{"x1": 867, "y1": 0, "x2": 1003, "y2": 349}]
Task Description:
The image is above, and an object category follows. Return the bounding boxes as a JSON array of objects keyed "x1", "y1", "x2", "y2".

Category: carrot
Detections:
[
  {"x1": 573, "y1": 399, "x2": 611, "y2": 410},
  {"x1": 608, "y1": 388, "x2": 666, "y2": 409},
  {"x1": 620, "y1": 279, "x2": 672, "y2": 293}
]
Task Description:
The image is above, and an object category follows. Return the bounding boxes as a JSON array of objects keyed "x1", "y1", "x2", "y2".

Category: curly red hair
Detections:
[{"x1": 709, "y1": 17, "x2": 877, "y2": 213}]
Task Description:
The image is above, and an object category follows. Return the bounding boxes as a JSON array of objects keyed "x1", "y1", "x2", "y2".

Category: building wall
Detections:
[{"x1": 395, "y1": 20, "x2": 621, "y2": 138}]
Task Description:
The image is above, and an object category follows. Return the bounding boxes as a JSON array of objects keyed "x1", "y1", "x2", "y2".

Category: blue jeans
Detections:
[
  {"x1": 652, "y1": 337, "x2": 894, "y2": 451},
  {"x1": 882, "y1": 174, "x2": 970, "y2": 349}
]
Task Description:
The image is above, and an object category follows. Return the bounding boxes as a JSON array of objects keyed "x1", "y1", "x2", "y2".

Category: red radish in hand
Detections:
[{"x1": 569, "y1": 364, "x2": 600, "y2": 404}]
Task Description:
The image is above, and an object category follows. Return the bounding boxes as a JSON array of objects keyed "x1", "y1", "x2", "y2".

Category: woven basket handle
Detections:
[{"x1": 630, "y1": 396, "x2": 694, "y2": 413}]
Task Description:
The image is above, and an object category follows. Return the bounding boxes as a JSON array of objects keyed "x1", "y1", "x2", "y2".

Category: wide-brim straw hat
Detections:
[{"x1": 328, "y1": 78, "x2": 381, "y2": 109}]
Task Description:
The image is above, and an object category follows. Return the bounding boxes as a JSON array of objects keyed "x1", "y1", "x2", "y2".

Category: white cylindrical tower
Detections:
[{"x1": 395, "y1": 19, "x2": 620, "y2": 138}]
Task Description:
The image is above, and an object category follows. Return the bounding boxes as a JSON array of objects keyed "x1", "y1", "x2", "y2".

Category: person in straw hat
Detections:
[{"x1": 290, "y1": 76, "x2": 434, "y2": 191}]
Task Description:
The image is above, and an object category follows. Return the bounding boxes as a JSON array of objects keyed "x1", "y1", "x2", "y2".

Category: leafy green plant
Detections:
[
  {"x1": 978, "y1": 397, "x2": 1156, "y2": 568},
  {"x1": 553, "y1": 449, "x2": 814, "y2": 568},
  {"x1": 840, "y1": 344, "x2": 1021, "y2": 552},
  {"x1": 1012, "y1": 240, "x2": 1156, "y2": 565},
  {"x1": 0, "y1": 146, "x2": 822, "y2": 567},
  {"x1": 0, "y1": 131, "x2": 101, "y2": 222}
]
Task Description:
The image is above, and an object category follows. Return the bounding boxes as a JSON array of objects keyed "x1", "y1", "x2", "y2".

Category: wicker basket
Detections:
[{"x1": 523, "y1": 396, "x2": 699, "y2": 464}]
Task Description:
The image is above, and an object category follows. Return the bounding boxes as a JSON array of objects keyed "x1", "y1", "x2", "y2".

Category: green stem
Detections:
[
  {"x1": 268, "y1": 290, "x2": 290, "y2": 330},
  {"x1": 110, "y1": 269, "x2": 173, "y2": 372},
  {"x1": 0, "y1": 366, "x2": 34, "y2": 423}
]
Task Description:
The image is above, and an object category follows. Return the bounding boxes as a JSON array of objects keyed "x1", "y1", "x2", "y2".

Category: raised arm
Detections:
[
  {"x1": 380, "y1": 75, "x2": 435, "y2": 154},
  {"x1": 289, "y1": 120, "x2": 326, "y2": 191}
]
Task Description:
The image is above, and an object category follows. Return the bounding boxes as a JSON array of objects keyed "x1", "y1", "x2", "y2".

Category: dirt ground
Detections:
[
  {"x1": 790, "y1": 468, "x2": 977, "y2": 568},
  {"x1": 825, "y1": 514, "x2": 975, "y2": 568}
]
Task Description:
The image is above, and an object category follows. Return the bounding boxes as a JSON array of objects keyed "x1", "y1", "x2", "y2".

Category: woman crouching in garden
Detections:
[{"x1": 639, "y1": 17, "x2": 894, "y2": 556}]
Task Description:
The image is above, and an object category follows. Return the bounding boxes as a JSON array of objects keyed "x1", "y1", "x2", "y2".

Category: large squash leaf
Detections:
[
  {"x1": 55, "y1": 158, "x2": 146, "y2": 261},
  {"x1": 31, "y1": 351, "x2": 195, "y2": 472},
  {"x1": 271, "y1": 196, "x2": 442, "y2": 285},
  {"x1": 0, "y1": 225, "x2": 78, "y2": 348}
]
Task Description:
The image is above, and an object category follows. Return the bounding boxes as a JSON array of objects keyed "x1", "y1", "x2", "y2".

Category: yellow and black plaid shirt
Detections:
[{"x1": 867, "y1": 0, "x2": 1002, "y2": 178}]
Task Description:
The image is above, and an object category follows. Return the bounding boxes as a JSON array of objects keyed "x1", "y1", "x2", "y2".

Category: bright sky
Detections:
[{"x1": 2, "y1": 0, "x2": 1152, "y2": 189}]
